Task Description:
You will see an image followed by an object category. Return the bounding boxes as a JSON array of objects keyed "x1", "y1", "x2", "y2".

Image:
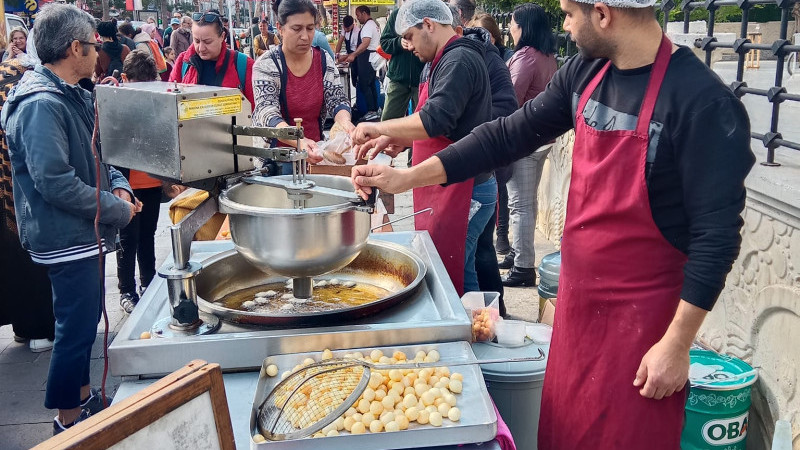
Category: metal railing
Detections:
[
  {"x1": 658, "y1": 0, "x2": 800, "y2": 165},
  {"x1": 485, "y1": 0, "x2": 800, "y2": 166}
]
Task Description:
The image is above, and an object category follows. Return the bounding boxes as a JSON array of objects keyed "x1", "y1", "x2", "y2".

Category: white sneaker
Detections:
[{"x1": 30, "y1": 339, "x2": 54, "y2": 353}]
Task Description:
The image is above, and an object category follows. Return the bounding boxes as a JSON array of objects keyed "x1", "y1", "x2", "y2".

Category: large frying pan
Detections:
[{"x1": 195, "y1": 240, "x2": 426, "y2": 326}]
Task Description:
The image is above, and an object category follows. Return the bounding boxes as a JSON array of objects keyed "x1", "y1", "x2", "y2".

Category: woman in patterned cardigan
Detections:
[{"x1": 252, "y1": 0, "x2": 353, "y2": 165}]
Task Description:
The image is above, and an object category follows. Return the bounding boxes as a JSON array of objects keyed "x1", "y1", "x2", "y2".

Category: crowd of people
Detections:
[{"x1": 0, "y1": 0, "x2": 756, "y2": 446}]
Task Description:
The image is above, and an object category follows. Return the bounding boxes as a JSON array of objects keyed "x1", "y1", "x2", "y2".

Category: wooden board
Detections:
[{"x1": 34, "y1": 360, "x2": 235, "y2": 450}]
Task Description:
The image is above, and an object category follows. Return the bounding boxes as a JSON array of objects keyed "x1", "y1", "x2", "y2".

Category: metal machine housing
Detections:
[{"x1": 96, "y1": 82, "x2": 256, "y2": 184}]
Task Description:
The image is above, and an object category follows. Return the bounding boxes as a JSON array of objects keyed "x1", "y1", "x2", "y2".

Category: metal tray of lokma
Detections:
[{"x1": 249, "y1": 341, "x2": 498, "y2": 449}]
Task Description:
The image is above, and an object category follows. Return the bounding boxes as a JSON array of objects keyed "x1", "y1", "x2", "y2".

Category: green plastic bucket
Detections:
[{"x1": 680, "y1": 349, "x2": 758, "y2": 450}]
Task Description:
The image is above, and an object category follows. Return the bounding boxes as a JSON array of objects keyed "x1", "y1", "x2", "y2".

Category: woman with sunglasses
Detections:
[
  {"x1": 168, "y1": 11, "x2": 255, "y2": 109},
  {"x1": 252, "y1": 0, "x2": 353, "y2": 164}
]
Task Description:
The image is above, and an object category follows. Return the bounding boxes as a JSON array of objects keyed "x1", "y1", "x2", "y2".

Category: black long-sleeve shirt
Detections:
[{"x1": 437, "y1": 47, "x2": 755, "y2": 311}]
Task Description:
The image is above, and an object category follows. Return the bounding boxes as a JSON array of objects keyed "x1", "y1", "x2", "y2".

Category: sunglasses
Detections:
[
  {"x1": 192, "y1": 12, "x2": 222, "y2": 24},
  {"x1": 79, "y1": 41, "x2": 102, "y2": 51}
]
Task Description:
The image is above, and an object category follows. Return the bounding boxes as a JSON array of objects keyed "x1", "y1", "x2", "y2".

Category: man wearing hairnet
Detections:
[
  {"x1": 351, "y1": 0, "x2": 755, "y2": 446},
  {"x1": 351, "y1": 0, "x2": 496, "y2": 297}
]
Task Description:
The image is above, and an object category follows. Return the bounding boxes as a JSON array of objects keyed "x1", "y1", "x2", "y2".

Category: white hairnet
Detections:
[
  {"x1": 394, "y1": 0, "x2": 454, "y2": 35},
  {"x1": 572, "y1": 0, "x2": 655, "y2": 7}
]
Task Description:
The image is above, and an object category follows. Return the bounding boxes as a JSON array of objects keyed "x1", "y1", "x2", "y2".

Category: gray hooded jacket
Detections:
[{"x1": 2, "y1": 65, "x2": 132, "y2": 263}]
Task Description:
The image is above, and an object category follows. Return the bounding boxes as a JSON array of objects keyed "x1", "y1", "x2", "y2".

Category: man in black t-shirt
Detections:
[{"x1": 351, "y1": 0, "x2": 755, "y2": 447}]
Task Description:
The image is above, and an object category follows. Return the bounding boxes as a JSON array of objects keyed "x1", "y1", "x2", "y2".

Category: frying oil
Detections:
[{"x1": 219, "y1": 281, "x2": 391, "y2": 313}]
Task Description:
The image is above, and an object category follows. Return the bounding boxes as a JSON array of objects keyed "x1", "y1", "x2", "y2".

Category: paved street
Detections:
[{"x1": 0, "y1": 151, "x2": 556, "y2": 448}]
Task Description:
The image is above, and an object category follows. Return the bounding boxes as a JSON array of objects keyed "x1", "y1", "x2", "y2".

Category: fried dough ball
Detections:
[
  {"x1": 396, "y1": 414, "x2": 410, "y2": 430},
  {"x1": 323, "y1": 150, "x2": 347, "y2": 165},
  {"x1": 403, "y1": 393, "x2": 418, "y2": 408},
  {"x1": 351, "y1": 421, "x2": 366, "y2": 434},
  {"x1": 405, "y1": 406, "x2": 420, "y2": 421},
  {"x1": 369, "y1": 420, "x2": 384, "y2": 433},
  {"x1": 417, "y1": 409, "x2": 430, "y2": 424},
  {"x1": 370, "y1": 400, "x2": 384, "y2": 415},
  {"x1": 380, "y1": 411, "x2": 396, "y2": 425}
]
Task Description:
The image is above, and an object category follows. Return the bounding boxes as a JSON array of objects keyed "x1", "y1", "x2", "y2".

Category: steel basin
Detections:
[
  {"x1": 194, "y1": 240, "x2": 427, "y2": 326},
  {"x1": 218, "y1": 175, "x2": 370, "y2": 277}
]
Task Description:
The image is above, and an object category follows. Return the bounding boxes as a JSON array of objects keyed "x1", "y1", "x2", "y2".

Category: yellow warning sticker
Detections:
[{"x1": 178, "y1": 95, "x2": 242, "y2": 120}]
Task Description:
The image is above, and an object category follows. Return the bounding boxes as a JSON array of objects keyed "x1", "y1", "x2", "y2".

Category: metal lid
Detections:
[
  {"x1": 688, "y1": 349, "x2": 758, "y2": 391},
  {"x1": 219, "y1": 175, "x2": 357, "y2": 216},
  {"x1": 472, "y1": 339, "x2": 548, "y2": 383}
]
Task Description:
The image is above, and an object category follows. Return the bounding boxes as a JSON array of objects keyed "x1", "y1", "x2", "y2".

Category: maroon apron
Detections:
[
  {"x1": 411, "y1": 37, "x2": 473, "y2": 295},
  {"x1": 538, "y1": 35, "x2": 688, "y2": 449}
]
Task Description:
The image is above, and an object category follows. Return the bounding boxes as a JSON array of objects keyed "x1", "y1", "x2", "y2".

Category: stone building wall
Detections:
[
  {"x1": 535, "y1": 131, "x2": 573, "y2": 249},
  {"x1": 697, "y1": 157, "x2": 800, "y2": 450}
]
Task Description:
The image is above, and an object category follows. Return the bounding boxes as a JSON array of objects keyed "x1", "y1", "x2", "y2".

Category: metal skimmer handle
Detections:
[{"x1": 306, "y1": 349, "x2": 547, "y2": 372}]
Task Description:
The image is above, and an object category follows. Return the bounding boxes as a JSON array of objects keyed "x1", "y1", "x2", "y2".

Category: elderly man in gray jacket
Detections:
[{"x1": 2, "y1": 3, "x2": 139, "y2": 435}]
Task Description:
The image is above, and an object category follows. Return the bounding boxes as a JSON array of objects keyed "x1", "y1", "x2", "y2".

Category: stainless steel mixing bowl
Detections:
[{"x1": 218, "y1": 175, "x2": 371, "y2": 277}]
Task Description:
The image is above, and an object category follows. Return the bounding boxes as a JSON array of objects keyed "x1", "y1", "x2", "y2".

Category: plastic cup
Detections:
[
  {"x1": 495, "y1": 319, "x2": 526, "y2": 345},
  {"x1": 525, "y1": 323, "x2": 553, "y2": 344}
]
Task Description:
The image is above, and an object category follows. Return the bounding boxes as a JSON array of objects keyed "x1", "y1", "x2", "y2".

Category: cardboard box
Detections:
[
  {"x1": 540, "y1": 298, "x2": 556, "y2": 326},
  {"x1": 308, "y1": 163, "x2": 359, "y2": 177},
  {"x1": 308, "y1": 158, "x2": 366, "y2": 177}
]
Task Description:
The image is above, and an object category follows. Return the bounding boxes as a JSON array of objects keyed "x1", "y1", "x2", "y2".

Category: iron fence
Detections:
[
  {"x1": 486, "y1": 0, "x2": 800, "y2": 166},
  {"x1": 659, "y1": 0, "x2": 800, "y2": 165}
]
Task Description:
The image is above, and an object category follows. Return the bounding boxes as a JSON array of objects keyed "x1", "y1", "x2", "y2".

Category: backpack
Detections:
[
  {"x1": 107, "y1": 53, "x2": 124, "y2": 79},
  {"x1": 182, "y1": 50, "x2": 248, "y2": 92}
]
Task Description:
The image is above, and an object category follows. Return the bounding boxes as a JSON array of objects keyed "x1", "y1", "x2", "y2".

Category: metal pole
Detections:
[
  {"x1": 736, "y1": 7, "x2": 749, "y2": 81},
  {"x1": 764, "y1": 5, "x2": 791, "y2": 166},
  {"x1": 247, "y1": 0, "x2": 255, "y2": 58},
  {"x1": 705, "y1": 3, "x2": 716, "y2": 67},
  {"x1": 228, "y1": 0, "x2": 235, "y2": 48}
]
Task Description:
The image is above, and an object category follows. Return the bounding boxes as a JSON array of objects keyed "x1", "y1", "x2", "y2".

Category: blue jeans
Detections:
[
  {"x1": 464, "y1": 177, "x2": 497, "y2": 293},
  {"x1": 45, "y1": 256, "x2": 104, "y2": 410}
]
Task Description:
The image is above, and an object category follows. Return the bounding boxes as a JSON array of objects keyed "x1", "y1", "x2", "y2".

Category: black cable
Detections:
[{"x1": 92, "y1": 75, "x2": 120, "y2": 409}]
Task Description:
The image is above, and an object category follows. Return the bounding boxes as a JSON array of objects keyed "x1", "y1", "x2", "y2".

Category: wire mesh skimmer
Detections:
[{"x1": 256, "y1": 349, "x2": 545, "y2": 441}]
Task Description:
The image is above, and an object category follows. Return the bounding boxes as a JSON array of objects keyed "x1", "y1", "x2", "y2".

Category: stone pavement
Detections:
[{"x1": 0, "y1": 151, "x2": 556, "y2": 448}]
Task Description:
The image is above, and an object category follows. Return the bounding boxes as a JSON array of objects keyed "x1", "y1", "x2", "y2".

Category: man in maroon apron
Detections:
[
  {"x1": 351, "y1": 0, "x2": 755, "y2": 446},
  {"x1": 351, "y1": 0, "x2": 494, "y2": 295}
]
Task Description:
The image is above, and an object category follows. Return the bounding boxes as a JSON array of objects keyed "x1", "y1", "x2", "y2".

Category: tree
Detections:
[{"x1": 161, "y1": 0, "x2": 170, "y2": 25}]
